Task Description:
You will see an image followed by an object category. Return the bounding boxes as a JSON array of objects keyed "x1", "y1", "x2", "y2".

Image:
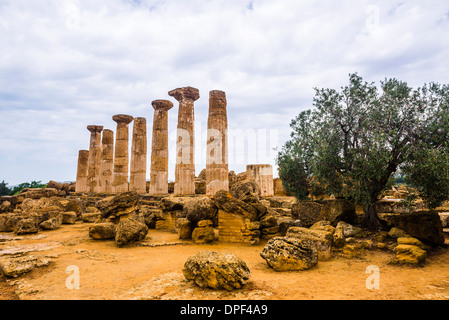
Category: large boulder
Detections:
[
  {"x1": 115, "y1": 218, "x2": 149, "y2": 246},
  {"x1": 14, "y1": 218, "x2": 38, "y2": 235},
  {"x1": 395, "y1": 244, "x2": 427, "y2": 265},
  {"x1": 230, "y1": 181, "x2": 261, "y2": 203},
  {"x1": 17, "y1": 188, "x2": 59, "y2": 200},
  {"x1": 161, "y1": 196, "x2": 189, "y2": 212},
  {"x1": 0, "y1": 255, "x2": 51, "y2": 278},
  {"x1": 183, "y1": 251, "x2": 250, "y2": 291},
  {"x1": 184, "y1": 197, "x2": 218, "y2": 226},
  {"x1": 291, "y1": 199, "x2": 356, "y2": 227},
  {"x1": 89, "y1": 223, "x2": 117, "y2": 240},
  {"x1": 96, "y1": 192, "x2": 139, "y2": 220},
  {"x1": 177, "y1": 218, "x2": 194, "y2": 240},
  {"x1": 213, "y1": 190, "x2": 261, "y2": 222},
  {"x1": 62, "y1": 212, "x2": 77, "y2": 225},
  {"x1": 291, "y1": 201, "x2": 324, "y2": 228},
  {"x1": 260, "y1": 236, "x2": 318, "y2": 271},
  {"x1": 392, "y1": 211, "x2": 445, "y2": 246},
  {"x1": 192, "y1": 227, "x2": 215, "y2": 244},
  {"x1": 39, "y1": 215, "x2": 63, "y2": 230},
  {"x1": 320, "y1": 199, "x2": 357, "y2": 226},
  {"x1": 286, "y1": 226, "x2": 333, "y2": 261}
]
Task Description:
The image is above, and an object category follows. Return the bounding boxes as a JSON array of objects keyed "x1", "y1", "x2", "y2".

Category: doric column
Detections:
[
  {"x1": 75, "y1": 150, "x2": 89, "y2": 193},
  {"x1": 112, "y1": 115, "x2": 134, "y2": 193},
  {"x1": 87, "y1": 125, "x2": 104, "y2": 193},
  {"x1": 168, "y1": 87, "x2": 200, "y2": 196},
  {"x1": 149, "y1": 100, "x2": 173, "y2": 195},
  {"x1": 100, "y1": 129, "x2": 114, "y2": 193},
  {"x1": 246, "y1": 164, "x2": 274, "y2": 197},
  {"x1": 130, "y1": 117, "x2": 147, "y2": 194},
  {"x1": 206, "y1": 90, "x2": 229, "y2": 196}
]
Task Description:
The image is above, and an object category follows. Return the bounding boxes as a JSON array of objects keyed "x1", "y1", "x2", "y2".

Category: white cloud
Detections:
[{"x1": 0, "y1": 0, "x2": 448, "y2": 185}]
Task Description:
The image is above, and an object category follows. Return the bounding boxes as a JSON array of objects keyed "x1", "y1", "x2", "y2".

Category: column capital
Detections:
[
  {"x1": 152, "y1": 100, "x2": 174, "y2": 111},
  {"x1": 87, "y1": 125, "x2": 104, "y2": 133},
  {"x1": 112, "y1": 114, "x2": 134, "y2": 124},
  {"x1": 168, "y1": 87, "x2": 200, "y2": 102}
]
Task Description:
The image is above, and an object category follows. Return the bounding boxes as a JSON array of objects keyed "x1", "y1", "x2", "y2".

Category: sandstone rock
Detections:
[
  {"x1": 82, "y1": 212, "x2": 101, "y2": 223},
  {"x1": 213, "y1": 190, "x2": 260, "y2": 222},
  {"x1": 96, "y1": 192, "x2": 139, "y2": 219},
  {"x1": 195, "y1": 179, "x2": 206, "y2": 195},
  {"x1": 197, "y1": 220, "x2": 213, "y2": 228},
  {"x1": 310, "y1": 220, "x2": 336, "y2": 234},
  {"x1": 39, "y1": 216, "x2": 62, "y2": 230},
  {"x1": 192, "y1": 226, "x2": 215, "y2": 243},
  {"x1": 0, "y1": 201, "x2": 12, "y2": 213},
  {"x1": 320, "y1": 200, "x2": 357, "y2": 226},
  {"x1": 335, "y1": 221, "x2": 362, "y2": 237},
  {"x1": 18, "y1": 188, "x2": 59, "y2": 200},
  {"x1": 89, "y1": 223, "x2": 117, "y2": 240},
  {"x1": 161, "y1": 196, "x2": 188, "y2": 212},
  {"x1": 395, "y1": 244, "x2": 427, "y2": 265},
  {"x1": 393, "y1": 211, "x2": 445, "y2": 246},
  {"x1": 115, "y1": 218, "x2": 149, "y2": 246},
  {"x1": 62, "y1": 212, "x2": 77, "y2": 225},
  {"x1": 64, "y1": 199, "x2": 85, "y2": 216},
  {"x1": 230, "y1": 180, "x2": 261, "y2": 203},
  {"x1": 260, "y1": 236, "x2": 318, "y2": 271},
  {"x1": 388, "y1": 227, "x2": 410, "y2": 239},
  {"x1": 183, "y1": 251, "x2": 250, "y2": 290},
  {"x1": 177, "y1": 218, "x2": 193, "y2": 240},
  {"x1": 439, "y1": 212, "x2": 449, "y2": 228},
  {"x1": 333, "y1": 226, "x2": 346, "y2": 248},
  {"x1": 286, "y1": 226, "x2": 333, "y2": 261},
  {"x1": 0, "y1": 255, "x2": 51, "y2": 278},
  {"x1": 14, "y1": 218, "x2": 38, "y2": 235},
  {"x1": 278, "y1": 218, "x2": 302, "y2": 236},
  {"x1": 397, "y1": 237, "x2": 424, "y2": 249},
  {"x1": 184, "y1": 197, "x2": 218, "y2": 226},
  {"x1": 291, "y1": 201, "x2": 324, "y2": 228}
]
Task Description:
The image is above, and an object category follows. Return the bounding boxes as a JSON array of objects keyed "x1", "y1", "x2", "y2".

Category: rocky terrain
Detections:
[{"x1": 1, "y1": 182, "x2": 449, "y2": 300}]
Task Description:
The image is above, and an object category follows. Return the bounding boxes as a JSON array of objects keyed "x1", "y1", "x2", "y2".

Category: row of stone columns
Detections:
[{"x1": 76, "y1": 87, "x2": 267, "y2": 196}]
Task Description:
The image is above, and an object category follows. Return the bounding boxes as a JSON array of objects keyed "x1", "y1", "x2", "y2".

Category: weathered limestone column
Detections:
[
  {"x1": 206, "y1": 90, "x2": 229, "y2": 196},
  {"x1": 169, "y1": 87, "x2": 200, "y2": 195},
  {"x1": 75, "y1": 150, "x2": 89, "y2": 193},
  {"x1": 130, "y1": 117, "x2": 147, "y2": 194},
  {"x1": 149, "y1": 100, "x2": 173, "y2": 195},
  {"x1": 246, "y1": 164, "x2": 274, "y2": 197},
  {"x1": 112, "y1": 115, "x2": 134, "y2": 193},
  {"x1": 99, "y1": 129, "x2": 114, "y2": 193},
  {"x1": 87, "y1": 125, "x2": 104, "y2": 193}
]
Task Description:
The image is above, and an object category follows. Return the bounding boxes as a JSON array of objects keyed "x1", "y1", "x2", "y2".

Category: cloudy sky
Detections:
[{"x1": 1, "y1": 0, "x2": 449, "y2": 186}]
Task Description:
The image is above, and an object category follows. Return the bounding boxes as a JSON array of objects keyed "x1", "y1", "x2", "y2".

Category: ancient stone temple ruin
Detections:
[
  {"x1": 112, "y1": 115, "x2": 133, "y2": 193},
  {"x1": 86, "y1": 125, "x2": 103, "y2": 193},
  {"x1": 149, "y1": 100, "x2": 173, "y2": 195},
  {"x1": 130, "y1": 117, "x2": 147, "y2": 194},
  {"x1": 74, "y1": 88, "x2": 281, "y2": 244},
  {"x1": 169, "y1": 87, "x2": 200, "y2": 196},
  {"x1": 206, "y1": 90, "x2": 229, "y2": 196}
]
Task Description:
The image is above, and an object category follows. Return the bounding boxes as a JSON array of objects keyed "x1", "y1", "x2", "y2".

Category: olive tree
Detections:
[{"x1": 277, "y1": 73, "x2": 449, "y2": 230}]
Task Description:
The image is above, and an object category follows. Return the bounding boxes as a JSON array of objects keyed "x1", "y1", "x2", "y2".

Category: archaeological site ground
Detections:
[{"x1": 1, "y1": 87, "x2": 449, "y2": 304}]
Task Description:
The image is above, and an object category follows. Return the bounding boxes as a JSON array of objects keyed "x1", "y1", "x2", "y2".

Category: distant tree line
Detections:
[{"x1": 0, "y1": 180, "x2": 47, "y2": 196}]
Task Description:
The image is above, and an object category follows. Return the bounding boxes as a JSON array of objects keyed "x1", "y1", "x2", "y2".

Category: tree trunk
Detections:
[{"x1": 362, "y1": 202, "x2": 387, "y2": 231}]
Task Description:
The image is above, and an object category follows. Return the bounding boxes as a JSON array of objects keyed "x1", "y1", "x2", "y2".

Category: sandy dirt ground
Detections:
[{"x1": 1, "y1": 222, "x2": 449, "y2": 300}]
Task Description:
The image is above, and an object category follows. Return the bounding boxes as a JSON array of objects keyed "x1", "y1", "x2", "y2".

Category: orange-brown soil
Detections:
[{"x1": 1, "y1": 223, "x2": 449, "y2": 300}]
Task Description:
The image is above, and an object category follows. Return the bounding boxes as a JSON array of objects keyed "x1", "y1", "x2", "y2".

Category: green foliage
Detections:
[
  {"x1": 9, "y1": 181, "x2": 47, "y2": 196},
  {"x1": 0, "y1": 180, "x2": 11, "y2": 196},
  {"x1": 278, "y1": 73, "x2": 449, "y2": 229}
]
